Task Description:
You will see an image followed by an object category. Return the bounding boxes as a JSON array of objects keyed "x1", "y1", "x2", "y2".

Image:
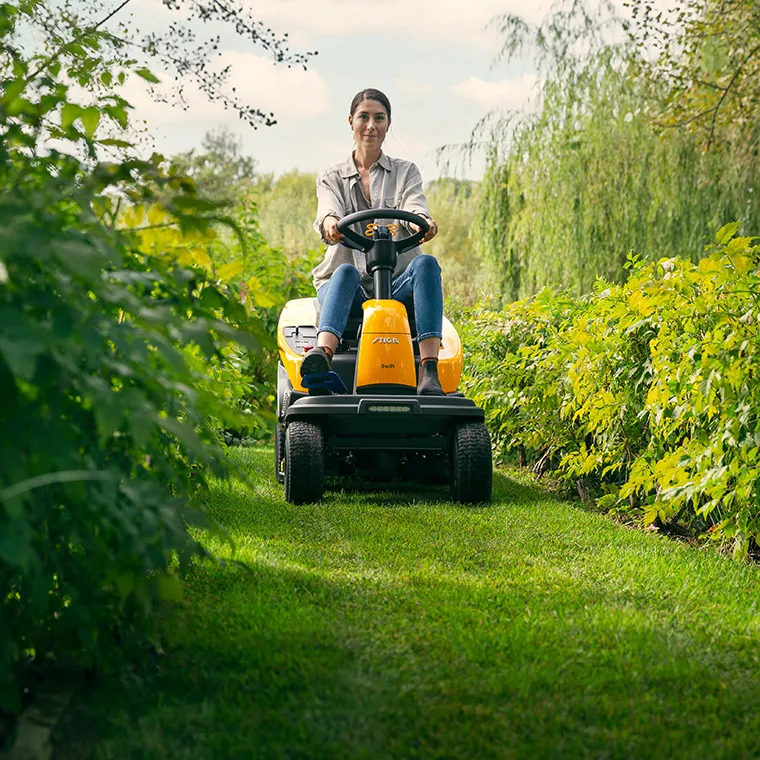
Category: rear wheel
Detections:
[
  {"x1": 450, "y1": 422, "x2": 492, "y2": 504},
  {"x1": 285, "y1": 420, "x2": 325, "y2": 504},
  {"x1": 274, "y1": 423, "x2": 285, "y2": 484}
]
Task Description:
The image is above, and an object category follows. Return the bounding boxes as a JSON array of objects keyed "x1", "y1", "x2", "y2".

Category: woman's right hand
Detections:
[{"x1": 323, "y1": 216, "x2": 345, "y2": 244}]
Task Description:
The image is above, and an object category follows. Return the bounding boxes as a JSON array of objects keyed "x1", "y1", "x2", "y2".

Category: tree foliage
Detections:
[
  {"x1": 626, "y1": 0, "x2": 760, "y2": 149},
  {"x1": 0, "y1": 0, "x2": 274, "y2": 715},
  {"x1": 170, "y1": 127, "x2": 259, "y2": 202},
  {"x1": 425, "y1": 178, "x2": 485, "y2": 303},
  {"x1": 253, "y1": 169, "x2": 320, "y2": 258},
  {"x1": 28, "y1": 0, "x2": 314, "y2": 130},
  {"x1": 474, "y1": 0, "x2": 759, "y2": 301}
]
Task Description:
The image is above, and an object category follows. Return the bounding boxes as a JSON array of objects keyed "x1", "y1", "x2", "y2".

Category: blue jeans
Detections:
[{"x1": 317, "y1": 256, "x2": 443, "y2": 341}]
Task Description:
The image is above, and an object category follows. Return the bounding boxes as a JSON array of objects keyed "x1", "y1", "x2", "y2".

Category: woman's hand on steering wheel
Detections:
[
  {"x1": 323, "y1": 215, "x2": 345, "y2": 244},
  {"x1": 411, "y1": 217, "x2": 438, "y2": 244}
]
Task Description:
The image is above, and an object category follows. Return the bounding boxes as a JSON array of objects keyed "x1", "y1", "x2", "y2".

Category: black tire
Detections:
[
  {"x1": 274, "y1": 423, "x2": 285, "y2": 485},
  {"x1": 285, "y1": 420, "x2": 325, "y2": 504},
  {"x1": 450, "y1": 422, "x2": 492, "y2": 504}
]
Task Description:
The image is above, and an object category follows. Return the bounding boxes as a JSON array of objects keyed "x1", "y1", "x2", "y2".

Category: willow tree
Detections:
[{"x1": 474, "y1": 0, "x2": 759, "y2": 301}]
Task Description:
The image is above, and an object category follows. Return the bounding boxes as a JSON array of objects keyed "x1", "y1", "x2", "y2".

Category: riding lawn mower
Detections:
[{"x1": 275, "y1": 209, "x2": 492, "y2": 505}]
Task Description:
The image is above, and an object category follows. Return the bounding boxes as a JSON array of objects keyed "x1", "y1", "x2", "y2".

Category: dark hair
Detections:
[{"x1": 349, "y1": 88, "x2": 391, "y2": 120}]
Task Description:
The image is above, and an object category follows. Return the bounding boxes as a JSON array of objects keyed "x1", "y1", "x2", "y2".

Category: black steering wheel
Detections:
[{"x1": 336, "y1": 209, "x2": 430, "y2": 254}]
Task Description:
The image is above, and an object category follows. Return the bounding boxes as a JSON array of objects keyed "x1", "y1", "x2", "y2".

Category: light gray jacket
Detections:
[{"x1": 311, "y1": 152, "x2": 431, "y2": 293}]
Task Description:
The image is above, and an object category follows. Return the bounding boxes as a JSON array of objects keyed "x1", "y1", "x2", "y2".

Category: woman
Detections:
[{"x1": 303, "y1": 87, "x2": 445, "y2": 396}]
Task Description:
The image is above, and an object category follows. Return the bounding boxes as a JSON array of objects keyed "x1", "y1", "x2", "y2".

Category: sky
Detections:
[{"x1": 119, "y1": 0, "x2": 554, "y2": 183}]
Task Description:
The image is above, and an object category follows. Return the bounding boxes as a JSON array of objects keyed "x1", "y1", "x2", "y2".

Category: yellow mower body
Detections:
[{"x1": 277, "y1": 297, "x2": 463, "y2": 395}]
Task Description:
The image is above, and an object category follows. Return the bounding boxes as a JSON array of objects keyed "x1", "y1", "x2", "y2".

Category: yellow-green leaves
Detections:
[
  {"x1": 245, "y1": 275, "x2": 276, "y2": 308},
  {"x1": 111, "y1": 201, "x2": 284, "y2": 318},
  {"x1": 217, "y1": 261, "x2": 243, "y2": 282},
  {"x1": 716, "y1": 222, "x2": 740, "y2": 245},
  {"x1": 118, "y1": 202, "x2": 220, "y2": 275},
  {"x1": 463, "y1": 225, "x2": 760, "y2": 556}
]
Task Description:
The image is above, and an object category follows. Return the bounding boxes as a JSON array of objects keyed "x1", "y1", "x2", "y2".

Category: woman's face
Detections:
[{"x1": 349, "y1": 99, "x2": 389, "y2": 149}]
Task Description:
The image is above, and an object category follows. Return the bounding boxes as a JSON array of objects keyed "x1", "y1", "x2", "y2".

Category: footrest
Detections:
[{"x1": 301, "y1": 371, "x2": 348, "y2": 394}]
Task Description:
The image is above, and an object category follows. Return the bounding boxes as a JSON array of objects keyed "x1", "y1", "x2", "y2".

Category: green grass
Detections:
[{"x1": 57, "y1": 448, "x2": 760, "y2": 759}]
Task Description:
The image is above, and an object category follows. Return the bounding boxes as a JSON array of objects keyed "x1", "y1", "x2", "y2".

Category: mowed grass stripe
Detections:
[{"x1": 58, "y1": 447, "x2": 760, "y2": 760}]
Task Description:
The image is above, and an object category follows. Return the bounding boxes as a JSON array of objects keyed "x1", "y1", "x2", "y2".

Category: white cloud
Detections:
[
  {"x1": 394, "y1": 78, "x2": 433, "y2": 96},
  {"x1": 131, "y1": 0, "x2": 550, "y2": 50},
  {"x1": 247, "y1": 0, "x2": 549, "y2": 47},
  {"x1": 385, "y1": 128, "x2": 434, "y2": 160},
  {"x1": 223, "y1": 51, "x2": 331, "y2": 120},
  {"x1": 121, "y1": 50, "x2": 331, "y2": 129},
  {"x1": 451, "y1": 74, "x2": 540, "y2": 112}
]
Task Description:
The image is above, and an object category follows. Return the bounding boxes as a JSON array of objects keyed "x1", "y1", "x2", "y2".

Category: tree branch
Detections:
[
  {"x1": 706, "y1": 39, "x2": 760, "y2": 149},
  {"x1": 26, "y1": 0, "x2": 136, "y2": 81}
]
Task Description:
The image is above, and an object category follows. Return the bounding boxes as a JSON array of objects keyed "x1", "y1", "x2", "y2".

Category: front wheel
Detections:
[
  {"x1": 285, "y1": 420, "x2": 325, "y2": 504},
  {"x1": 450, "y1": 422, "x2": 492, "y2": 504}
]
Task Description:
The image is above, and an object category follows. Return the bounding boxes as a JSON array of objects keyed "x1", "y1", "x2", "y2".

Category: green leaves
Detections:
[
  {"x1": 60, "y1": 102, "x2": 80, "y2": 131},
  {"x1": 2, "y1": 77, "x2": 26, "y2": 103},
  {"x1": 134, "y1": 67, "x2": 160, "y2": 84},
  {"x1": 0, "y1": 3, "x2": 300, "y2": 714},
  {"x1": 463, "y1": 227, "x2": 760, "y2": 554},
  {"x1": 60, "y1": 103, "x2": 100, "y2": 137},
  {"x1": 0, "y1": 312, "x2": 49, "y2": 380},
  {"x1": 716, "y1": 222, "x2": 740, "y2": 245},
  {"x1": 0, "y1": 38, "x2": 276, "y2": 716},
  {"x1": 79, "y1": 105, "x2": 100, "y2": 137},
  {"x1": 0, "y1": 0, "x2": 303, "y2": 720}
]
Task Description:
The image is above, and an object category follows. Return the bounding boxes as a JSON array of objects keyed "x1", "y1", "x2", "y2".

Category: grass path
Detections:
[{"x1": 58, "y1": 448, "x2": 760, "y2": 759}]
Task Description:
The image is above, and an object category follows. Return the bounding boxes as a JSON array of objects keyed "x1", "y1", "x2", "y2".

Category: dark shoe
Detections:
[
  {"x1": 301, "y1": 346, "x2": 333, "y2": 396},
  {"x1": 300, "y1": 345, "x2": 332, "y2": 377},
  {"x1": 417, "y1": 360, "x2": 446, "y2": 396}
]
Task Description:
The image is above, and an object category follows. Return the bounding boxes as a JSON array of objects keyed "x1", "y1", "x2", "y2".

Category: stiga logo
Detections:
[{"x1": 372, "y1": 337, "x2": 400, "y2": 345}]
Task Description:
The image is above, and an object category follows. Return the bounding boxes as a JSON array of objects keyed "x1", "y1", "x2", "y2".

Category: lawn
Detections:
[{"x1": 56, "y1": 447, "x2": 760, "y2": 759}]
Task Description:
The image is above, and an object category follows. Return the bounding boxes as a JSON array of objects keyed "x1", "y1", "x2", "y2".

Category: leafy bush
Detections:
[
  {"x1": 462, "y1": 225, "x2": 760, "y2": 557},
  {"x1": 0, "y1": 2, "x2": 266, "y2": 713},
  {"x1": 202, "y1": 200, "x2": 320, "y2": 434}
]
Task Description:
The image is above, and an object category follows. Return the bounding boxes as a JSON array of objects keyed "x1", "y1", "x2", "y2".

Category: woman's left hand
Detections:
[{"x1": 411, "y1": 218, "x2": 438, "y2": 243}]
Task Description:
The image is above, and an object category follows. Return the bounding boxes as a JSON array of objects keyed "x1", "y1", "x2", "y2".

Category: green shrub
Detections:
[
  {"x1": 207, "y1": 201, "x2": 321, "y2": 432},
  {"x1": 0, "y1": 3, "x2": 266, "y2": 712},
  {"x1": 462, "y1": 225, "x2": 760, "y2": 557}
]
